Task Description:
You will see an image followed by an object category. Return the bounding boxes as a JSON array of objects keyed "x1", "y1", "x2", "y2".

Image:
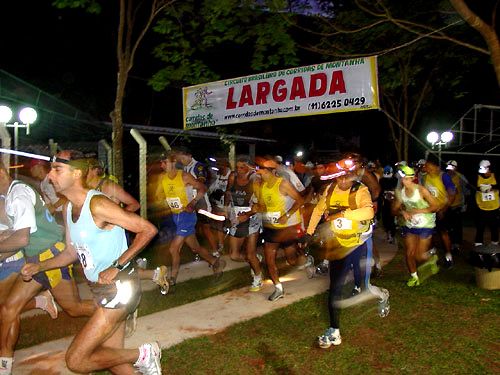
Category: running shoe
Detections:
[
  {"x1": 406, "y1": 276, "x2": 420, "y2": 287},
  {"x1": 443, "y1": 257, "x2": 454, "y2": 269},
  {"x1": 134, "y1": 342, "x2": 162, "y2": 375},
  {"x1": 351, "y1": 286, "x2": 361, "y2": 296},
  {"x1": 297, "y1": 254, "x2": 314, "y2": 270},
  {"x1": 212, "y1": 258, "x2": 226, "y2": 280},
  {"x1": 153, "y1": 266, "x2": 169, "y2": 295},
  {"x1": 249, "y1": 278, "x2": 263, "y2": 292},
  {"x1": 268, "y1": 288, "x2": 284, "y2": 301},
  {"x1": 194, "y1": 254, "x2": 201, "y2": 262},
  {"x1": 40, "y1": 289, "x2": 58, "y2": 319},
  {"x1": 316, "y1": 261, "x2": 329, "y2": 276},
  {"x1": 125, "y1": 308, "x2": 138, "y2": 338},
  {"x1": 318, "y1": 327, "x2": 341, "y2": 348},
  {"x1": 378, "y1": 288, "x2": 390, "y2": 318}
]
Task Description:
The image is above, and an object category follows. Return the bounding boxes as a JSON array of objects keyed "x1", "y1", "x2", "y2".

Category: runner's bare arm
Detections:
[
  {"x1": 183, "y1": 172, "x2": 207, "y2": 211},
  {"x1": 279, "y1": 178, "x2": 304, "y2": 220},
  {"x1": 0, "y1": 227, "x2": 29, "y2": 253},
  {"x1": 103, "y1": 180, "x2": 140, "y2": 212}
]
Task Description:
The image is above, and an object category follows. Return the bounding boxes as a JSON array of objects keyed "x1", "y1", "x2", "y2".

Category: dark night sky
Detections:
[{"x1": 1, "y1": 1, "x2": 498, "y2": 164}]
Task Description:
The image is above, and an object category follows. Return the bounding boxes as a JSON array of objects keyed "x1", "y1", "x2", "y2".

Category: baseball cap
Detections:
[
  {"x1": 479, "y1": 160, "x2": 491, "y2": 173},
  {"x1": 383, "y1": 165, "x2": 393, "y2": 176},
  {"x1": 417, "y1": 159, "x2": 426, "y2": 167},
  {"x1": 398, "y1": 165, "x2": 415, "y2": 178},
  {"x1": 446, "y1": 160, "x2": 458, "y2": 170}
]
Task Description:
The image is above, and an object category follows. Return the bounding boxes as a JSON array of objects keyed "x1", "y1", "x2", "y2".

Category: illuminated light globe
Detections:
[
  {"x1": 441, "y1": 131, "x2": 454, "y2": 143},
  {"x1": 296, "y1": 150, "x2": 304, "y2": 158},
  {"x1": 0, "y1": 106, "x2": 13, "y2": 123},
  {"x1": 19, "y1": 107, "x2": 37, "y2": 124},
  {"x1": 426, "y1": 131, "x2": 439, "y2": 144}
]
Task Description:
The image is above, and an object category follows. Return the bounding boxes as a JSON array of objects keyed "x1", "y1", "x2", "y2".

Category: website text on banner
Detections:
[{"x1": 182, "y1": 56, "x2": 379, "y2": 130}]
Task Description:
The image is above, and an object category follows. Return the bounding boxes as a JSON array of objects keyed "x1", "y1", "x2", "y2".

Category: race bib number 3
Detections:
[
  {"x1": 481, "y1": 192, "x2": 495, "y2": 202},
  {"x1": 263, "y1": 211, "x2": 281, "y2": 224},
  {"x1": 334, "y1": 217, "x2": 352, "y2": 230},
  {"x1": 166, "y1": 197, "x2": 183, "y2": 209}
]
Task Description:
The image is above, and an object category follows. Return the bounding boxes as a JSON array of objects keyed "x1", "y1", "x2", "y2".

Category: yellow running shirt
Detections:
[
  {"x1": 476, "y1": 174, "x2": 499, "y2": 211},
  {"x1": 423, "y1": 173, "x2": 448, "y2": 208},
  {"x1": 160, "y1": 170, "x2": 193, "y2": 214},
  {"x1": 259, "y1": 177, "x2": 301, "y2": 229}
]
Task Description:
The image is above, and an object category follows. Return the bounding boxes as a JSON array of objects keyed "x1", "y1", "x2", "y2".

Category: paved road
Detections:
[{"x1": 14, "y1": 229, "x2": 398, "y2": 374}]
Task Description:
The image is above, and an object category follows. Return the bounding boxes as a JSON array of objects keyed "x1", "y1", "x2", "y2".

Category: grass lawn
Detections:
[
  {"x1": 159, "y1": 251, "x2": 499, "y2": 374},
  {"x1": 18, "y1": 232, "x2": 499, "y2": 374}
]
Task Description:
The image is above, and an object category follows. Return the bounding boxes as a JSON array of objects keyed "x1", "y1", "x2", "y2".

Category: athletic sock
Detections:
[
  {"x1": 275, "y1": 283, "x2": 283, "y2": 291},
  {"x1": 410, "y1": 272, "x2": 418, "y2": 278}
]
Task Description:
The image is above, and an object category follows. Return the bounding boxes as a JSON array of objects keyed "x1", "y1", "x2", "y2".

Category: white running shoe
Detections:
[
  {"x1": 153, "y1": 266, "x2": 169, "y2": 295},
  {"x1": 318, "y1": 328, "x2": 341, "y2": 348},
  {"x1": 249, "y1": 278, "x2": 263, "y2": 292},
  {"x1": 134, "y1": 342, "x2": 162, "y2": 375}
]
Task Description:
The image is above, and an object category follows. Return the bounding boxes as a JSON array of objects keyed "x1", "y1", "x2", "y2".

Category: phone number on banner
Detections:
[{"x1": 308, "y1": 97, "x2": 366, "y2": 111}]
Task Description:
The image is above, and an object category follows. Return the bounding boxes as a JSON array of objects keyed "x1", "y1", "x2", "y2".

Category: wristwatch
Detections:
[{"x1": 111, "y1": 259, "x2": 126, "y2": 270}]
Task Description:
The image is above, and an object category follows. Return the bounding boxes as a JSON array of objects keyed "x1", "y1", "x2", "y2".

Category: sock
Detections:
[
  {"x1": 0, "y1": 357, "x2": 13, "y2": 372},
  {"x1": 322, "y1": 259, "x2": 329, "y2": 266},
  {"x1": 410, "y1": 272, "x2": 418, "y2": 279},
  {"x1": 254, "y1": 274, "x2": 262, "y2": 283},
  {"x1": 152, "y1": 268, "x2": 159, "y2": 281},
  {"x1": 275, "y1": 283, "x2": 283, "y2": 291},
  {"x1": 445, "y1": 253, "x2": 453, "y2": 261},
  {"x1": 34, "y1": 295, "x2": 47, "y2": 310}
]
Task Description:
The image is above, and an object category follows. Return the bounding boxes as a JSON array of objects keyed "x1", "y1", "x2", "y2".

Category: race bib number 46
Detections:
[{"x1": 166, "y1": 197, "x2": 183, "y2": 209}]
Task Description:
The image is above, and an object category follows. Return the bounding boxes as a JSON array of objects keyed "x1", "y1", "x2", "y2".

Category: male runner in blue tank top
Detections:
[{"x1": 21, "y1": 150, "x2": 161, "y2": 375}]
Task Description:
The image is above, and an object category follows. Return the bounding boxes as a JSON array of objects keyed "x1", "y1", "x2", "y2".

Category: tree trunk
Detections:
[{"x1": 111, "y1": 69, "x2": 128, "y2": 183}]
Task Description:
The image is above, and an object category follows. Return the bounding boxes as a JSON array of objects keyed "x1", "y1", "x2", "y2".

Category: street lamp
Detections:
[
  {"x1": 426, "y1": 130, "x2": 453, "y2": 162},
  {"x1": 0, "y1": 105, "x2": 38, "y2": 173}
]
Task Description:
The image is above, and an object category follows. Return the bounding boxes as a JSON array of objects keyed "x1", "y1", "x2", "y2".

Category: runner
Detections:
[
  {"x1": 87, "y1": 158, "x2": 169, "y2": 295},
  {"x1": 474, "y1": 160, "x2": 499, "y2": 246},
  {"x1": 155, "y1": 153, "x2": 225, "y2": 286},
  {"x1": 305, "y1": 157, "x2": 388, "y2": 349},
  {"x1": 20, "y1": 150, "x2": 161, "y2": 374},
  {"x1": 380, "y1": 165, "x2": 397, "y2": 244},
  {"x1": 392, "y1": 166, "x2": 440, "y2": 287},
  {"x1": 174, "y1": 147, "x2": 219, "y2": 258},
  {"x1": 253, "y1": 157, "x2": 311, "y2": 301},
  {"x1": 445, "y1": 160, "x2": 470, "y2": 252},
  {"x1": 207, "y1": 157, "x2": 232, "y2": 256},
  {"x1": 29, "y1": 158, "x2": 66, "y2": 223},
  {"x1": 224, "y1": 156, "x2": 263, "y2": 291},
  {"x1": 0, "y1": 159, "x2": 95, "y2": 375},
  {"x1": 422, "y1": 155, "x2": 457, "y2": 268}
]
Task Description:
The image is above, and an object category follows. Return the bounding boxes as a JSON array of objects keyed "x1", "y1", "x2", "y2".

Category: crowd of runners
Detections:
[{"x1": 0, "y1": 145, "x2": 497, "y2": 374}]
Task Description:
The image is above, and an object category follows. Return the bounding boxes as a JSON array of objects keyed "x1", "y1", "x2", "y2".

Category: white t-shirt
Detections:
[{"x1": 5, "y1": 182, "x2": 37, "y2": 233}]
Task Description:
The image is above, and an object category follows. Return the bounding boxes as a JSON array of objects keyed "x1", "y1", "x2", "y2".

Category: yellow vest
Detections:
[
  {"x1": 260, "y1": 177, "x2": 301, "y2": 229},
  {"x1": 476, "y1": 174, "x2": 499, "y2": 211},
  {"x1": 327, "y1": 184, "x2": 372, "y2": 248},
  {"x1": 423, "y1": 173, "x2": 448, "y2": 208},
  {"x1": 161, "y1": 170, "x2": 192, "y2": 214}
]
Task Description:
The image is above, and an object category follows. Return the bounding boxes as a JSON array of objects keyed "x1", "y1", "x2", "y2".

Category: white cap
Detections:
[
  {"x1": 417, "y1": 159, "x2": 426, "y2": 166},
  {"x1": 446, "y1": 160, "x2": 457, "y2": 170},
  {"x1": 479, "y1": 160, "x2": 490, "y2": 173},
  {"x1": 275, "y1": 155, "x2": 283, "y2": 163}
]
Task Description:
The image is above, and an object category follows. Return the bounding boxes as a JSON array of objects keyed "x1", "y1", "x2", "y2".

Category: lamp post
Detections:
[
  {"x1": 426, "y1": 130, "x2": 453, "y2": 162},
  {"x1": 0, "y1": 105, "x2": 38, "y2": 175}
]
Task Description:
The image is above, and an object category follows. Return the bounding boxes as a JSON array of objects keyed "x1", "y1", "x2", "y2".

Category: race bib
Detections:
[
  {"x1": 263, "y1": 211, "x2": 281, "y2": 224},
  {"x1": 410, "y1": 215, "x2": 423, "y2": 227},
  {"x1": 233, "y1": 206, "x2": 251, "y2": 216},
  {"x1": 333, "y1": 217, "x2": 352, "y2": 230},
  {"x1": 481, "y1": 192, "x2": 495, "y2": 202},
  {"x1": 428, "y1": 187, "x2": 438, "y2": 197},
  {"x1": 75, "y1": 244, "x2": 95, "y2": 270},
  {"x1": 166, "y1": 197, "x2": 183, "y2": 210}
]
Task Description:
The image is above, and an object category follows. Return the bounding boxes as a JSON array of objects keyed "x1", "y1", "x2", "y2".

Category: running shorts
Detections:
[
  {"x1": 0, "y1": 251, "x2": 24, "y2": 281},
  {"x1": 25, "y1": 242, "x2": 73, "y2": 290},
  {"x1": 401, "y1": 226, "x2": 435, "y2": 238},
  {"x1": 89, "y1": 265, "x2": 141, "y2": 314},
  {"x1": 262, "y1": 223, "x2": 304, "y2": 247},
  {"x1": 172, "y1": 211, "x2": 197, "y2": 237},
  {"x1": 229, "y1": 213, "x2": 262, "y2": 238}
]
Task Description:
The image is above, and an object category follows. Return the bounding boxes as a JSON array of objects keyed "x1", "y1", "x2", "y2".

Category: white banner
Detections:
[{"x1": 182, "y1": 56, "x2": 379, "y2": 130}]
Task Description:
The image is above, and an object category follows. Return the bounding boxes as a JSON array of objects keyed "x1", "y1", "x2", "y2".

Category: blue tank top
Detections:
[{"x1": 67, "y1": 190, "x2": 128, "y2": 282}]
